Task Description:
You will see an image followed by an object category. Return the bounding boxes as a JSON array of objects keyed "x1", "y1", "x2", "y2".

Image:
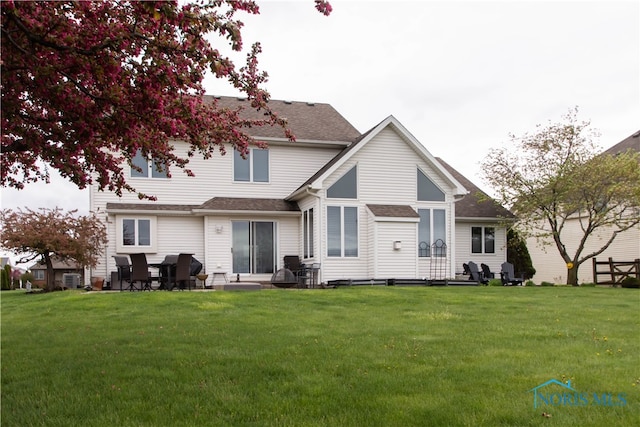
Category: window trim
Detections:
[
  {"x1": 327, "y1": 165, "x2": 358, "y2": 199},
  {"x1": 418, "y1": 208, "x2": 447, "y2": 257},
  {"x1": 471, "y1": 226, "x2": 495, "y2": 254},
  {"x1": 130, "y1": 151, "x2": 168, "y2": 179},
  {"x1": 327, "y1": 205, "x2": 358, "y2": 258},
  {"x1": 115, "y1": 216, "x2": 158, "y2": 253},
  {"x1": 233, "y1": 148, "x2": 270, "y2": 183},
  {"x1": 303, "y1": 208, "x2": 315, "y2": 259},
  {"x1": 417, "y1": 167, "x2": 445, "y2": 202}
]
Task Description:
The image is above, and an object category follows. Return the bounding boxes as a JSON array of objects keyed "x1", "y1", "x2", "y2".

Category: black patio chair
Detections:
[
  {"x1": 481, "y1": 263, "x2": 496, "y2": 280},
  {"x1": 462, "y1": 263, "x2": 471, "y2": 278},
  {"x1": 173, "y1": 253, "x2": 194, "y2": 291},
  {"x1": 500, "y1": 262, "x2": 524, "y2": 286},
  {"x1": 130, "y1": 253, "x2": 153, "y2": 291},
  {"x1": 467, "y1": 261, "x2": 488, "y2": 285},
  {"x1": 113, "y1": 255, "x2": 131, "y2": 291},
  {"x1": 284, "y1": 255, "x2": 308, "y2": 288}
]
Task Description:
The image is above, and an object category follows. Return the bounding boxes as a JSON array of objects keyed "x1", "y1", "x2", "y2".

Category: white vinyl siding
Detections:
[
  {"x1": 92, "y1": 142, "x2": 340, "y2": 209},
  {"x1": 526, "y1": 220, "x2": 640, "y2": 284},
  {"x1": 454, "y1": 222, "x2": 506, "y2": 276}
]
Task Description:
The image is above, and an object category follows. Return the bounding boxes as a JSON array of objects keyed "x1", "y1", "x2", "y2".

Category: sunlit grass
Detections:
[{"x1": 2, "y1": 287, "x2": 638, "y2": 426}]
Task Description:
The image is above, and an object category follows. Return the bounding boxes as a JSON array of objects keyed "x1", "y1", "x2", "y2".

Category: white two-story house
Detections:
[{"x1": 90, "y1": 96, "x2": 512, "y2": 285}]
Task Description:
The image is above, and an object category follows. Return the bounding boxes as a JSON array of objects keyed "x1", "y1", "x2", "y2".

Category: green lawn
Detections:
[{"x1": 1, "y1": 286, "x2": 638, "y2": 426}]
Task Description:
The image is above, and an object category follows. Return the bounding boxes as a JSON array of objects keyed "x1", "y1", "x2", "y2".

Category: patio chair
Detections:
[
  {"x1": 113, "y1": 255, "x2": 131, "y2": 291},
  {"x1": 481, "y1": 263, "x2": 496, "y2": 280},
  {"x1": 283, "y1": 255, "x2": 308, "y2": 288},
  {"x1": 173, "y1": 253, "x2": 194, "y2": 291},
  {"x1": 467, "y1": 261, "x2": 488, "y2": 285},
  {"x1": 500, "y1": 262, "x2": 524, "y2": 286},
  {"x1": 130, "y1": 253, "x2": 153, "y2": 291},
  {"x1": 462, "y1": 263, "x2": 471, "y2": 277}
]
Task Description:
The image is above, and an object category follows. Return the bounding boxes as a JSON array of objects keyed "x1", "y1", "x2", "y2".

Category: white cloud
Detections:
[{"x1": 3, "y1": 0, "x2": 639, "y2": 213}]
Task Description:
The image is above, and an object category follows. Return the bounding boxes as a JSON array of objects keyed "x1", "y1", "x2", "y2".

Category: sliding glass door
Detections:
[{"x1": 232, "y1": 221, "x2": 276, "y2": 274}]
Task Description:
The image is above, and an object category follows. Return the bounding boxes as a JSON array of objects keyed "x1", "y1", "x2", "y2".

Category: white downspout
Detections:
[{"x1": 305, "y1": 186, "x2": 323, "y2": 285}]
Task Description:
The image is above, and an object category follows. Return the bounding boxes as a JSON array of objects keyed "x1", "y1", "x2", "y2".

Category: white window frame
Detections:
[
  {"x1": 33, "y1": 270, "x2": 45, "y2": 280},
  {"x1": 115, "y1": 216, "x2": 158, "y2": 253},
  {"x1": 130, "y1": 151, "x2": 168, "y2": 179},
  {"x1": 327, "y1": 205, "x2": 358, "y2": 258},
  {"x1": 418, "y1": 208, "x2": 446, "y2": 257},
  {"x1": 303, "y1": 208, "x2": 315, "y2": 259},
  {"x1": 233, "y1": 148, "x2": 270, "y2": 183}
]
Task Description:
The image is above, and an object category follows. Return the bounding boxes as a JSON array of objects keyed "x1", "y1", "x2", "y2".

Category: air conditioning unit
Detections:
[{"x1": 63, "y1": 273, "x2": 81, "y2": 289}]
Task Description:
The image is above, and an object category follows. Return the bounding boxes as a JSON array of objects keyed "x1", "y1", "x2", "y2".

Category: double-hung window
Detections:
[
  {"x1": 131, "y1": 151, "x2": 168, "y2": 178},
  {"x1": 234, "y1": 149, "x2": 269, "y2": 182},
  {"x1": 327, "y1": 206, "x2": 358, "y2": 257},
  {"x1": 418, "y1": 209, "x2": 446, "y2": 257},
  {"x1": 116, "y1": 216, "x2": 157, "y2": 252},
  {"x1": 471, "y1": 226, "x2": 495, "y2": 254}
]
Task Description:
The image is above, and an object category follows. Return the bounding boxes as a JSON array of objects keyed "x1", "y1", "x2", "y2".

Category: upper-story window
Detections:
[
  {"x1": 327, "y1": 165, "x2": 357, "y2": 199},
  {"x1": 234, "y1": 149, "x2": 269, "y2": 182},
  {"x1": 131, "y1": 150, "x2": 168, "y2": 178},
  {"x1": 417, "y1": 168, "x2": 445, "y2": 201}
]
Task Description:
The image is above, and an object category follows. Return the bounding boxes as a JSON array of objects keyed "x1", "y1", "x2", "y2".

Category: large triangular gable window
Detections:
[
  {"x1": 327, "y1": 165, "x2": 357, "y2": 199},
  {"x1": 417, "y1": 168, "x2": 445, "y2": 201}
]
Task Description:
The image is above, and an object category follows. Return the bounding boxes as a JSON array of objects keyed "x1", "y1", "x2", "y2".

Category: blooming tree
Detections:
[
  {"x1": 1, "y1": 0, "x2": 332, "y2": 199},
  {"x1": 0, "y1": 208, "x2": 109, "y2": 291},
  {"x1": 481, "y1": 108, "x2": 640, "y2": 285}
]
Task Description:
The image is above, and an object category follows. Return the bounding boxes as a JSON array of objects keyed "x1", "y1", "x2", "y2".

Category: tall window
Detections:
[
  {"x1": 418, "y1": 208, "x2": 446, "y2": 257},
  {"x1": 327, "y1": 206, "x2": 358, "y2": 257},
  {"x1": 471, "y1": 227, "x2": 495, "y2": 254},
  {"x1": 417, "y1": 168, "x2": 445, "y2": 201},
  {"x1": 327, "y1": 165, "x2": 357, "y2": 199},
  {"x1": 234, "y1": 149, "x2": 269, "y2": 182},
  {"x1": 131, "y1": 150, "x2": 168, "y2": 178},
  {"x1": 303, "y1": 208, "x2": 314, "y2": 259}
]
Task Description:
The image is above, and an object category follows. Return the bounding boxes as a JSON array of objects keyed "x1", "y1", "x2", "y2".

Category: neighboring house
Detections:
[
  {"x1": 29, "y1": 257, "x2": 85, "y2": 289},
  {"x1": 90, "y1": 97, "x2": 511, "y2": 285},
  {"x1": 526, "y1": 130, "x2": 640, "y2": 284}
]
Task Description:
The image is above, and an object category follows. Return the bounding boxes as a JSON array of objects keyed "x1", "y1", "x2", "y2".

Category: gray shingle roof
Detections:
[
  {"x1": 603, "y1": 130, "x2": 640, "y2": 155},
  {"x1": 367, "y1": 204, "x2": 420, "y2": 218},
  {"x1": 106, "y1": 203, "x2": 197, "y2": 212},
  {"x1": 197, "y1": 197, "x2": 300, "y2": 212},
  {"x1": 106, "y1": 198, "x2": 300, "y2": 213},
  {"x1": 206, "y1": 96, "x2": 361, "y2": 142},
  {"x1": 436, "y1": 158, "x2": 514, "y2": 220}
]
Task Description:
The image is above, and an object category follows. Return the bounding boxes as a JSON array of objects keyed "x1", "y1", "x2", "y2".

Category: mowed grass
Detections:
[{"x1": 1, "y1": 286, "x2": 638, "y2": 427}]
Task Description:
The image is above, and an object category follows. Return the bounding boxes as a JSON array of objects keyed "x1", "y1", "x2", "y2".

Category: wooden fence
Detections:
[{"x1": 592, "y1": 257, "x2": 640, "y2": 285}]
